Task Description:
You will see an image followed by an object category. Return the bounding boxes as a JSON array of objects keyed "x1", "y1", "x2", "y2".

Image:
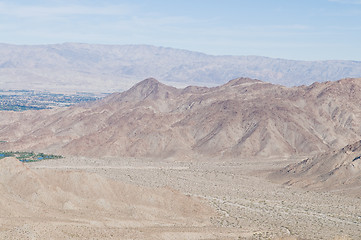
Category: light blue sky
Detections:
[{"x1": 0, "y1": 0, "x2": 360, "y2": 60}]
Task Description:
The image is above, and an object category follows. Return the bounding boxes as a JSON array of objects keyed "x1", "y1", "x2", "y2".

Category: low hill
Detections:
[
  {"x1": 0, "y1": 77, "x2": 360, "y2": 159},
  {"x1": 269, "y1": 140, "x2": 361, "y2": 197},
  {"x1": 0, "y1": 157, "x2": 214, "y2": 239}
]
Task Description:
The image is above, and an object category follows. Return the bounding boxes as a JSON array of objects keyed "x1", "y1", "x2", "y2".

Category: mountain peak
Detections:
[
  {"x1": 134, "y1": 77, "x2": 162, "y2": 88},
  {"x1": 225, "y1": 77, "x2": 263, "y2": 87},
  {"x1": 104, "y1": 78, "x2": 180, "y2": 103}
]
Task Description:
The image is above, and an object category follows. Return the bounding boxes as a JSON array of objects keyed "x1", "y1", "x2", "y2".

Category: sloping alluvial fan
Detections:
[
  {"x1": 0, "y1": 157, "x2": 213, "y2": 239},
  {"x1": 269, "y1": 140, "x2": 361, "y2": 197},
  {"x1": 0, "y1": 77, "x2": 360, "y2": 159},
  {"x1": 0, "y1": 157, "x2": 211, "y2": 221}
]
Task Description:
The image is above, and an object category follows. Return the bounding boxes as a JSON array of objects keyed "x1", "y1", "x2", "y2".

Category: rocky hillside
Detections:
[
  {"x1": 0, "y1": 77, "x2": 360, "y2": 159},
  {"x1": 269, "y1": 140, "x2": 361, "y2": 197},
  {"x1": 0, "y1": 43, "x2": 360, "y2": 92}
]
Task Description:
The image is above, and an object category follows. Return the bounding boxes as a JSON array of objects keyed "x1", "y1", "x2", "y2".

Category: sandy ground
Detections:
[
  {"x1": 0, "y1": 157, "x2": 247, "y2": 240},
  {"x1": 23, "y1": 156, "x2": 361, "y2": 240}
]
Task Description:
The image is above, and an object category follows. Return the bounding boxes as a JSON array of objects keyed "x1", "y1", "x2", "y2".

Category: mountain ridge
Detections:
[
  {"x1": 1, "y1": 43, "x2": 361, "y2": 92},
  {"x1": 0, "y1": 77, "x2": 360, "y2": 159}
]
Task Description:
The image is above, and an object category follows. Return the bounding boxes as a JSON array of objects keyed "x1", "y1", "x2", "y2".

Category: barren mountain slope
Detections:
[
  {"x1": 1, "y1": 43, "x2": 361, "y2": 92},
  {"x1": 0, "y1": 157, "x2": 220, "y2": 239},
  {"x1": 0, "y1": 78, "x2": 360, "y2": 159},
  {"x1": 269, "y1": 140, "x2": 361, "y2": 197}
]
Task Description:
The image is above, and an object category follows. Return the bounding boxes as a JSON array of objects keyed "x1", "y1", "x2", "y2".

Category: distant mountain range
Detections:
[{"x1": 0, "y1": 43, "x2": 360, "y2": 92}]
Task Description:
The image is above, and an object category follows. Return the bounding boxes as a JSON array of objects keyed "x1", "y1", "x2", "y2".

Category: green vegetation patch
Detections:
[
  {"x1": 0, "y1": 105, "x2": 48, "y2": 111},
  {"x1": 352, "y1": 156, "x2": 361, "y2": 162},
  {"x1": 0, "y1": 151, "x2": 63, "y2": 162}
]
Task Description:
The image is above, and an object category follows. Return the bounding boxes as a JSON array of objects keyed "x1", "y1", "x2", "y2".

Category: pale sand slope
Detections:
[
  {"x1": 0, "y1": 157, "x2": 248, "y2": 239},
  {"x1": 29, "y1": 156, "x2": 360, "y2": 240}
]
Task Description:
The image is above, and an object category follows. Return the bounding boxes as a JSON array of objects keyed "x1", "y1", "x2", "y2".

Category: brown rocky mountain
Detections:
[
  {"x1": 269, "y1": 140, "x2": 361, "y2": 197},
  {"x1": 0, "y1": 77, "x2": 360, "y2": 159}
]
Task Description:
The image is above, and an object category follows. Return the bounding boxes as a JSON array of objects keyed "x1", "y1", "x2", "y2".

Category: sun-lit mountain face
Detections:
[{"x1": 1, "y1": 77, "x2": 360, "y2": 160}]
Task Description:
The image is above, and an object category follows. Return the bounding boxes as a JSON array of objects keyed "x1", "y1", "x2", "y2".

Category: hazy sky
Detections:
[{"x1": 1, "y1": 0, "x2": 360, "y2": 60}]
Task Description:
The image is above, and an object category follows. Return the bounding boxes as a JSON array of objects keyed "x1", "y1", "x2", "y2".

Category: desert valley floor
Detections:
[
  {"x1": 1, "y1": 77, "x2": 361, "y2": 239},
  {"x1": 2, "y1": 155, "x2": 359, "y2": 240}
]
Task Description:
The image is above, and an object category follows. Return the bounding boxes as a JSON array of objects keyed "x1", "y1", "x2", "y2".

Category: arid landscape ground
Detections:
[
  {"x1": 1, "y1": 77, "x2": 361, "y2": 239},
  {"x1": 1, "y1": 155, "x2": 359, "y2": 239},
  {"x1": 2, "y1": 0, "x2": 361, "y2": 239}
]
